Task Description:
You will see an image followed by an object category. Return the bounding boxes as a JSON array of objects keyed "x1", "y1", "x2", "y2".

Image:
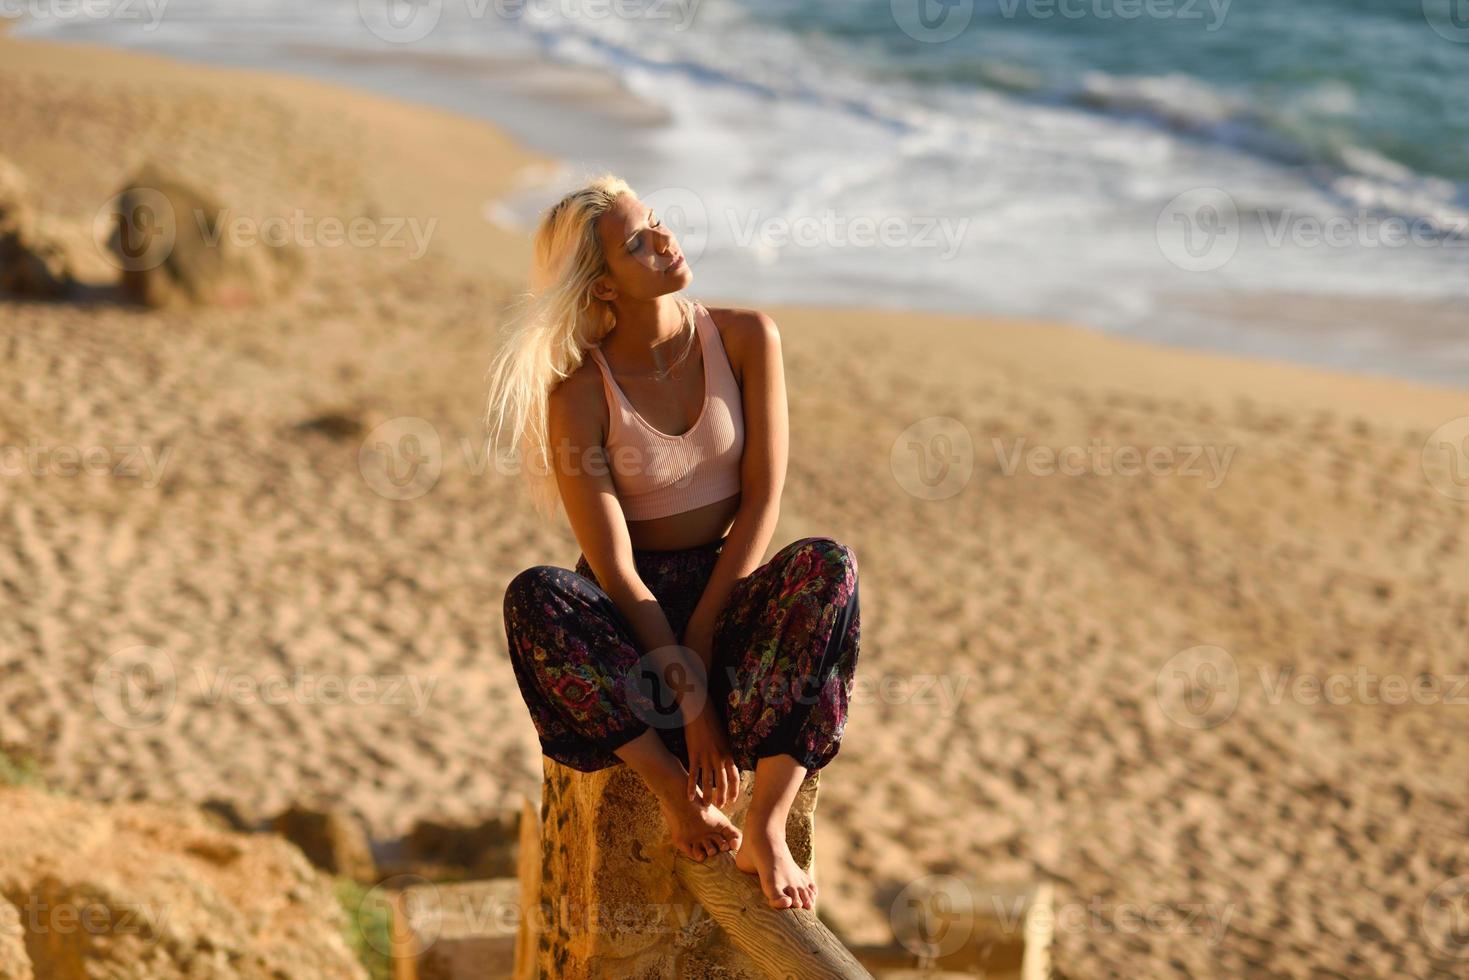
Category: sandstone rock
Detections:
[
  {"x1": 0, "y1": 156, "x2": 73, "y2": 300},
  {"x1": 0, "y1": 785, "x2": 366, "y2": 979},
  {"x1": 393, "y1": 878, "x2": 519, "y2": 980},
  {"x1": 295, "y1": 412, "x2": 367, "y2": 442},
  {"x1": 271, "y1": 805, "x2": 377, "y2": 884},
  {"x1": 406, "y1": 809, "x2": 521, "y2": 880},
  {"x1": 0, "y1": 896, "x2": 33, "y2": 980},
  {"x1": 879, "y1": 877, "x2": 1053, "y2": 979},
  {"x1": 198, "y1": 797, "x2": 254, "y2": 832},
  {"x1": 102, "y1": 162, "x2": 302, "y2": 309}
]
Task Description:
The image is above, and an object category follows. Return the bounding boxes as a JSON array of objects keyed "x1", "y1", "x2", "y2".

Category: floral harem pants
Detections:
[{"x1": 503, "y1": 535, "x2": 860, "y2": 774}]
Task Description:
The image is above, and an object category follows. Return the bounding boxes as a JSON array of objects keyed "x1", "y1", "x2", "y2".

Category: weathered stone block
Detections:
[
  {"x1": 392, "y1": 878, "x2": 519, "y2": 980},
  {"x1": 515, "y1": 757, "x2": 822, "y2": 979}
]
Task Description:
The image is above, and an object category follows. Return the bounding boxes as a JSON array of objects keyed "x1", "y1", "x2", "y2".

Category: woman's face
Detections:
[{"x1": 592, "y1": 193, "x2": 693, "y2": 303}]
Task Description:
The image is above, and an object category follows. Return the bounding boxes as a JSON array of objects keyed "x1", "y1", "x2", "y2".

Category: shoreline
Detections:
[
  {"x1": 8, "y1": 14, "x2": 1465, "y2": 408},
  {"x1": 7, "y1": 13, "x2": 1468, "y2": 391}
]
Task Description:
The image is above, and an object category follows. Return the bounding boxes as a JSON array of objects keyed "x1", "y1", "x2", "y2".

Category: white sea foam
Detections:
[{"x1": 14, "y1": 0, "x2": 1469, "y2": 384}]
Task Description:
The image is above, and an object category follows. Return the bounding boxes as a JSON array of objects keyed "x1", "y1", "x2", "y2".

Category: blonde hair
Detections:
[{"x1": 483, "y1": 173, "x2": 697, "y2": 522}]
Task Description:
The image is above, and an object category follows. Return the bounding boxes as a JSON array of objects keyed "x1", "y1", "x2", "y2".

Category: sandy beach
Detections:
[{"x1": 2, "y1": 17, "x2": 1468, "y2": 978}]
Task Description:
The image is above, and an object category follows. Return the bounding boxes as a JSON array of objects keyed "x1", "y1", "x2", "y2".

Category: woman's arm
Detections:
[
  {"x1": 547, "y1": 368, "x2": 687, "y2": 676},
  {"x1": 682, "y1": 310, "x2": 790, "y2": 669}
]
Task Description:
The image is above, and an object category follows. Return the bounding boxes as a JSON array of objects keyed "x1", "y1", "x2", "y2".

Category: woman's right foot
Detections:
[{"x1": 658, "y1": 793, "x2": 743, "y2": 862}]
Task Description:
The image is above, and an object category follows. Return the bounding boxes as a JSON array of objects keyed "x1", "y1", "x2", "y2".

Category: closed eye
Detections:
[{"x1": 628, "y1": 211, "x2": 661, "y2": 253}]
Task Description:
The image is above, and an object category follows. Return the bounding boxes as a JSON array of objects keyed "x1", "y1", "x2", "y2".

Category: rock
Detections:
[
  {"x1": 881, "y1": 877, "x2": 1053, "y2": 977},
  {"x1": 295, "y1": 412, "x2": 366, "y2": 441},
  {"x1": 0, "y1": 156, "x2": 73, "y2": 300},
  {"x1": 406, "y1": 810, "x2": 521, "y2": 880},
  {"x1": 271, "y1": 805, "x2": 377, "y2": 884},
  {"x1": 515, "y1": 757, "x2": 821, "y2": 978},
  {"x1": 102, "y1": 162, "x2": 302, "y2": 309},
  {"x1": 0, "y1": 784, "x2": 366, "y2": 979},
  {"x1": 393, "y1": 878, "x2": 520, "y2": 980},
  {"x1": 0, "y1": 896, "x2": 33, "y2": 980},
  {"x1": 198, "y1": 797, "x2": 254, "y2": 832}
]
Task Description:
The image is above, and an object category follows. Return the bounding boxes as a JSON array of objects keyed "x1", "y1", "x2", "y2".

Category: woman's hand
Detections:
[{"x1": 684, "y1": 706, "x2": 739, "y2": 809}]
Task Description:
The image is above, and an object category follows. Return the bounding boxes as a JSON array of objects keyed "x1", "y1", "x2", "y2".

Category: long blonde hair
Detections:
[{"x1": 483, "y1": 173, "x2": 697, "y2": 521}]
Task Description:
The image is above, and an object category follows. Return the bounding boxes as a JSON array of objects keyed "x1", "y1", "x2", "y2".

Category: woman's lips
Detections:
[{"x1": 667, "y1": 254, "x2": 685, "y2": 272}]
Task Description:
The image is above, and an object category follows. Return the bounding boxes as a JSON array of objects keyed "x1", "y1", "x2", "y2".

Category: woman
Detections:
[{"x1": 487, "y1": 175, "x2": 860, "y2": 913}]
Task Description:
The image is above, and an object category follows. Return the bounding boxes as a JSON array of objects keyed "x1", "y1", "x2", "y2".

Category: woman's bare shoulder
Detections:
[
  {"x1": 702, "y1": 305, "x2": 779, "y2": 372},
  {"x1": 548, "y1": 355, "x2": 609, "y2": 442}
]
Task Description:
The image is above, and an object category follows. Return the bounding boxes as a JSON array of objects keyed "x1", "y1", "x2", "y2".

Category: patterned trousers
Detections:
[{"x1": 503, "y1": 535, "x2": 860, "y2": 774}]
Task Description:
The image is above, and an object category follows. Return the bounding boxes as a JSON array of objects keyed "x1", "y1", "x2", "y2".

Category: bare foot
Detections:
[
  {"x1": 733, "y1": 821, "x2": 816, "y2": 910},
  {"x1": 658, "y1": 793, "x2": 743, "y2": 862}
]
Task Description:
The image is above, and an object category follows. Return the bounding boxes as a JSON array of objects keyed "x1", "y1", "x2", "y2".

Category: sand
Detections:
[{"x1": 2, "y1": 22, "x2": 1467, "y2": 979}]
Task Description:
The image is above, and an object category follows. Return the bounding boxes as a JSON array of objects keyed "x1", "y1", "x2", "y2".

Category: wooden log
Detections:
[
  {"x1": 512, "y1": 794, "x2": 541, "y2": 980},
  {"x1": 674, "y1": 850, "x2": 873, "y2": 979}
]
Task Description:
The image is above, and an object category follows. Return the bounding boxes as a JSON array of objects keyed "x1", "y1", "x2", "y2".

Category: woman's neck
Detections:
[{"x1": 603, "y1": 297, "x2": 689, "y2": 370}]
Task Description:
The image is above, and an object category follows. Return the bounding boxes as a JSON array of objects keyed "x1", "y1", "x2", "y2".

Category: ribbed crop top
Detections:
[{"x1": 586, "y1": 302, "x2": 745, "y2": 521}]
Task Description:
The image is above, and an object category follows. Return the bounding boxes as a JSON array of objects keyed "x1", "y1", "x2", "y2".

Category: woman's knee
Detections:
[
  {"x1": 781, "y1": 536, "x2": 858, "y2": 584},
  {"x1": 503, "y1": 565, "x2": 568, "y2": 621}
]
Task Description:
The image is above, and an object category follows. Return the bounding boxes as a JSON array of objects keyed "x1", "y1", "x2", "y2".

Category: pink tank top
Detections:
[{"x1": 586, "y1": 302, "x2": 745, "y2": 521}]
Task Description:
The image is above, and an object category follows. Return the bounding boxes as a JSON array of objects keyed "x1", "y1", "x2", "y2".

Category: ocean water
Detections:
[{"x1": 12, "y1": 0, "x2": 1469, "y2": 384}]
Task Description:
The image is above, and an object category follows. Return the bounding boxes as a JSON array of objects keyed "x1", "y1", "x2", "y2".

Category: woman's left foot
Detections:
[{"x1": 733, "y1": 820, "x2": 816, "y2": 910}]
